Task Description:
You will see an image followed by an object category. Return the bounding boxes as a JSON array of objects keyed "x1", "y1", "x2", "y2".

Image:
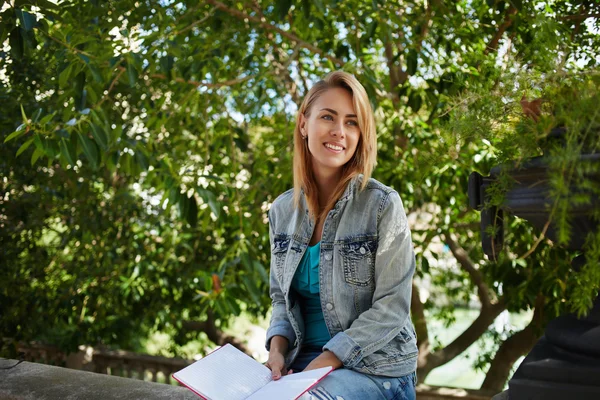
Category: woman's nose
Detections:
[{"x1": 331, "y1": 122, "x2": 345, "y2": 137}]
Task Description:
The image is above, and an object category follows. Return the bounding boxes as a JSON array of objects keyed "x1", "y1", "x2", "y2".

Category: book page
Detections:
[
  {"x1": 247, "y1": 367, "x2": 333, "y2": 400},
  {"x1": 173, "y1": 344, "x2": 272, "y2": 400}
]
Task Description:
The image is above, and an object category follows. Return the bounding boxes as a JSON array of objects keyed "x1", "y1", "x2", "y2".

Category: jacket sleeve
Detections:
[
  {"x1": 323, "y1": 191, "x2": 415, "y2": 368},
  {"x1": 264, "y1": 209, "x2": 296, "y2": 351}
]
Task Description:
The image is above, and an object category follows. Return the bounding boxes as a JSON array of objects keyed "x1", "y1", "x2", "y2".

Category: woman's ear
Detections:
[{"x1": 299, "y1": 112, "x2": 307, "y2": 133}]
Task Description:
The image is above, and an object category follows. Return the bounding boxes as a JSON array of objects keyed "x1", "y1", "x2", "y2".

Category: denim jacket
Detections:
[{"x1": 265, "y1": 175, "x2": 418, "y2": 377}]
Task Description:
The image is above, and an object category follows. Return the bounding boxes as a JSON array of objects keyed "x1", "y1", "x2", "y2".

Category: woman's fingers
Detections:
[
  {"x1": 272, "y1": 367, "x2": 282, "y2": 380},
  {"x1": 266, "y1": 352, "x2": 287, "y2": 380},
  {"x1": 269, "y1": 363, "x2": 284, "y2": 379}
]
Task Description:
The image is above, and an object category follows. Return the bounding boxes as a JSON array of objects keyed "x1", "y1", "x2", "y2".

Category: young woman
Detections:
[{"x1": 264, "y1": 71, "x2": 418, "y2": 400}]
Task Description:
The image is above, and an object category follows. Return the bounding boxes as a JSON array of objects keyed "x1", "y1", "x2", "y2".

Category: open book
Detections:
[{"x1": 172, "y1": 344, "x2": 333, "y2": 400}]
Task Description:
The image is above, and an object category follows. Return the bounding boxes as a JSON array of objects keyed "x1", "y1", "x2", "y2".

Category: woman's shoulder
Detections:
[
  {"x1": 356, "y1": 175, "x2": 397, "y2": 197},
  {"x1": 269, "y1": 188, "x2": 295, "y2": 216},
  {"x1": 354, "y1": 176, "x2": 406, "y2": 213},
  {"x1": 272, "y1": 188, "x2": 294, "y2": 206}
]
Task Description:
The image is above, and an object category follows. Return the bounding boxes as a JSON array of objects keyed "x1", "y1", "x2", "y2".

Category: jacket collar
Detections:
[
  {"x1": 338, "y1": 174, "x2": 359, "y2": 204},
  {"x1": 300, "y1": 174, "x2": 359, "y2": 209}
]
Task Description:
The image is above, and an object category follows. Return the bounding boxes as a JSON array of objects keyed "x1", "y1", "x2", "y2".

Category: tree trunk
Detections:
[
  {"x1": 418, "y1": 301, "x2": 506, "y2": 379},
  {"x1": 480, "y1": 298, "x2": 545, "y2": 392},
  {"x1": 411, "y1": 282, "x2": 430, "y2": 369}
]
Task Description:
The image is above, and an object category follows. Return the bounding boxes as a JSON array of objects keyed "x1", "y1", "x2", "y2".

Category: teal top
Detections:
[{"x1": 291, "y1": 242, "x2": 331, "y2": 348}]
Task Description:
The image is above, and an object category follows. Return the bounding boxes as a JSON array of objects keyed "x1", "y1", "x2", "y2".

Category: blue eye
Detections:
[
  {"x1": 347, "y1": 120, "x2": 358, "y2": 126},
  {"x1": 322, "y1": 115, "x2": 333, "y2": 121}
]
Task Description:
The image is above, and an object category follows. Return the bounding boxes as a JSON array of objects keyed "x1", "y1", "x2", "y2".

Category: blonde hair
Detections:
[{"x1": 293, "y1": 71, "x2": 377, "y2": 222}]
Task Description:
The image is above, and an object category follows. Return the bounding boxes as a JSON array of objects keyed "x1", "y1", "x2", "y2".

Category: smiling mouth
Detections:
[{"x1": 324, "y1": 143, "x2": 345, "y2": 152}]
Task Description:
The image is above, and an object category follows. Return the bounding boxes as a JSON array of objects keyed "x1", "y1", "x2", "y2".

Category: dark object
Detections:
[{"x1": 468, "y1": 128, "x2": 600, "y2": 399}]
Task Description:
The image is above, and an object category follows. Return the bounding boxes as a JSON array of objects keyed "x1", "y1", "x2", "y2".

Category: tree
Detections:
[{"x1": 1, "y1": 0, "x2": 598, "y2": 390}]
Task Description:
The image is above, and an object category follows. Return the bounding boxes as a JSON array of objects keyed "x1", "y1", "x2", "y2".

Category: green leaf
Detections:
[
  {"x1": 187, "y1": 195, "x2": 198, "y2": 228},
  {"x1": 0, "y1": 18, "x2": 8, "y2": 44},
  {"x1": 421, "y1": 256, "x2": 430, "y2": 274},
  {"x1": 275, "y1": 0, "x2": 293, "y2": 20},
  {"x1": 20, "y1": 104, "x2": 28, "y2": 122},
  {"x1": 168, "y1": 187, "x2": 181, "y2": 208},
  {"x1": 59, "y1": 137, "x2": 77, "y2": 166},
  {"x1": 178, "y1": 193, "x2": 190, "y2": 220},
  {"x1": 127, "y1": 62, "x2": 137, "y2": 87},
  {"x1": 4, "y1": 126, "x2": 26, "y2": 143},
  {"x1": 33, "y1": 133, "x2": 45, "y2": 151},
  {"x1": 31, "y1": 147, "x2": 43, "y2": 166},
  {"x1": 78, "y1": 132, "x2": 99, "y2": 168},
  {"x1": 160, "y1": 55, "x2": 174, "y2": 74},
  {"x1": 78, "y1": 53, "x2": 90, "y2": 64},
  {"x1": 197, "y1": 188, "x2": 220, "y2": 218},
  {"x1": 89, "y1": 123, "x2": 108, "y2": 150},
  {"x1": 301, "y1": 0, "x2": 311, "y2": 19},
  {"x1": 253, "y1": 261, "x2": 269, "y2": 284},
  {"x1": 407, "y1": 50, "x2": 418, "y2": 76},
  {"x1": 9, "y1": 28, "x2": 23, "y2": 60},
  {"x1": 74, "y1": 71, "x2": 86, "y2": 110},
  {"x1": 15, "y1": 9, "x2": 36, "y2": 31},
  {"x1": 135, "y1": 149, "x2": 149, "y2": 171},
  {"x1": 240, "y1": 275, "x2": 261, "y2": 305},
  {"x1": 39, "y1": 112, "x2": 56, "y2": 125},
  {"x1": 89, "y1": 64, "x2": 103, "y2": 83},
  {"x1": 32, "y1": 108, "x2": 43, "y2": 123},
  {"x1": 408, "y1": 92, "x2": 423, "y2": 112},
  {"x1": 313, "y1": 0, "x2": 325, "y2": 14},
  {"x1": 59, "y1": 63, "x2": 74, "y2": 88},
  {"x1": 511, "y1": 0, "x2": 523, "y2": 10},
  {"x1": 16, "y1": 138, "x2": 34, "y2": 157}
]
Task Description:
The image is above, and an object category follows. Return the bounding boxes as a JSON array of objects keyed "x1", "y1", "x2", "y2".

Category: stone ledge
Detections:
[
  {"x1": 1, "y1": 358, "x2": 500, "y2": 399},
  {"x1": 0, "y1": 359, "x2": 196, "y2": 400}
]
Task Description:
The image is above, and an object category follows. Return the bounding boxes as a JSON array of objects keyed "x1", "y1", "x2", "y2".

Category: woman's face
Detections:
[{"x1": 300, "y1": 87, "x2": 361, "y2": 177}]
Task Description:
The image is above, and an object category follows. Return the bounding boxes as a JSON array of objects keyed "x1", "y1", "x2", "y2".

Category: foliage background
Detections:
[{"x1": 1, "y1": 0, "x2": 599, "y2": 391}]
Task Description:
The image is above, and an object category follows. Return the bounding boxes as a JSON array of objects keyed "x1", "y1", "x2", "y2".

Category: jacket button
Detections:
[
  {"x1": 359, "y1": 247, "x2": 366, "y2": 254},
  {"x1": 326, "y1": 303, "x2": 334, "y2": 311},
  {"x1": 325, "y1": 253, "x2": 332, "y2": 261}
]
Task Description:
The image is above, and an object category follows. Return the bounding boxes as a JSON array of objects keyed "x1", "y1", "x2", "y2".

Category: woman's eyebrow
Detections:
[{"x1": 319, "y1": 108, "x2": 357, "y2": 118}]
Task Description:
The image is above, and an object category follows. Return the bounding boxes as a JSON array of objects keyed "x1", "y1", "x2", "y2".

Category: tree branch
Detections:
[
  {"x1": 484, "y1": 5, "x2": 517, "y2": 56},
  {"x1": 95, "y1": 68, "x2": 125, "y2": 108},
  {"x1": 181, "y1": 311, "x2": 250, "y2": 355},
  {"x1": 418, "y1": 300, "x2": 506, "y2": 377},
  {"x1": 518, "y1": 218, "x2": 551, "y2": 259},
  {"x1": 480, "y1": 295, "x2": 545, "y2": 392},
  {"x1": 443, "y1": 231, "x2": 494, "y2": 308},
  {"x1": 205, "y1": 0, "x2": 344, "y2": 66},
  {"x1": 383, "y1": 41, "x2": 403, "y2": 98},
  {"x1": 415, "y1": 0, "x2": 433, "y2": 52},
  {"x1": 559, "y1": 13, "x2": 600, "y2": 21},
  {"x1": 173, "y1": 7, "x2": 216, "y2": 36},
  {"x1": 149, "y1": 71, "x2": 254, "y2": 89}
]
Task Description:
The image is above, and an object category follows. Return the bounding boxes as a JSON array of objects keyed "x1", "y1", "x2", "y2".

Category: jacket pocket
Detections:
[
  {"x1": 272, "y1": 234, "x2": 290, "y2": 280},
  {"x1": 339, "y1": 238, "x2": 377, "y2": 287}
]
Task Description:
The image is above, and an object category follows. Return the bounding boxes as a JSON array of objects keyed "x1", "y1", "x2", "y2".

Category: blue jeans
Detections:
[{"x1": 291, "y1": 350, "x2": 417, "y2": 400}]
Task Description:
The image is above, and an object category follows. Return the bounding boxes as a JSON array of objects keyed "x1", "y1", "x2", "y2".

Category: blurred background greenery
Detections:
[{"x1": 1, "y1": 0, "x2": 599, "y2": 392}]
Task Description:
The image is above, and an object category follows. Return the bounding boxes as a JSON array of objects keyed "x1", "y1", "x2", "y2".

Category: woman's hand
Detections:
[
  {"x1": 265, "y1": 350, "x2": 293, "y2": 380},
  {"x1": 303, "y1": 350, "x2": 343, "y2": 372}
]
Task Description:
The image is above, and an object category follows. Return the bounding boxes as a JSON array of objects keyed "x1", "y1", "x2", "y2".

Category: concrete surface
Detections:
[{"x1": 0, "y1": 359, "x2": 197, "y2": 399}]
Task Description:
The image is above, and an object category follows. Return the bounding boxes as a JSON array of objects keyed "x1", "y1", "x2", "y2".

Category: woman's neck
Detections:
[{"x1": 313, "y1": 168, "x2": 342, "y2": 210}]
